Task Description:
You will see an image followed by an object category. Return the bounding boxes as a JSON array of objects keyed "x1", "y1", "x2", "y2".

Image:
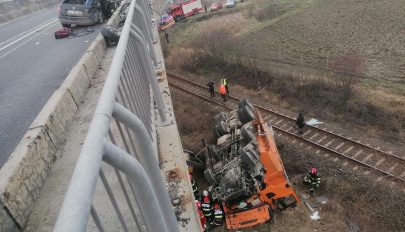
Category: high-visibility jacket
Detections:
[
  {"x1": 213, "y1": 208, "x2": 224, "y2": 225},
  {"x1": 304, "y1": 172, "x2": 321, "y2": 188},
  {"x1": 221, "y1": 78, "x2": 228, "y2": 86},
  {"x1": 219, "y1": 84, "x2": 226, "y2": 95},
  {"x1": 201, "y1": 196, "x2": 213, "y2": 217},
  {"x1": 191, "y1": 178, "x2": 198, "y2": 197}
]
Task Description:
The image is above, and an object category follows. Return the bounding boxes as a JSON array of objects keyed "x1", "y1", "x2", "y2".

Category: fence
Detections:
[{"x1": 53, "y1": 0, "x2": 179, "y2": 231}]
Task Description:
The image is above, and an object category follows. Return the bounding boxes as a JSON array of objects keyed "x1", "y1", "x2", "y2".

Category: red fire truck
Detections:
[{"x1": 168, "y1": 0, "x2": 203, "y2": 21}]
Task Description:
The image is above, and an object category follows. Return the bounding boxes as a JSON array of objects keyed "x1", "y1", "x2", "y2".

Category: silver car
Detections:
[{"x1": 58, "y1": 0, "x2": 110, "y2": 27}]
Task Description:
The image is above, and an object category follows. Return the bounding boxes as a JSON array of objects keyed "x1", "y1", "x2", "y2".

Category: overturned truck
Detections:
[{"x1": 192, "y1": 99, "x2": 300, "y2": 229}]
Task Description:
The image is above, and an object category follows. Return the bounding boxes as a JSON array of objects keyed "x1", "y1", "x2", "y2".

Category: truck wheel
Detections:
[
  {"x1": 62, "y1": 24, "x2": 71, "y2": 28},
  {"x1": 174, "y1": 15, "x2": 181, "y2": 22},
  {"x1": 240, "y1": 125, "x2": 255, "y2": 143},
  {"x1": 204, "y1": 169, "x2": 218, "y2": 185},
  {"x1": 214, "y1": 112, "x2": 227, "y2": 124},
  {"x1": 238, "y1": 105, "x2": 255, "y2": 124},
  {"x1": 216, "y1": 121, "x2": 230, "y2": 135}
]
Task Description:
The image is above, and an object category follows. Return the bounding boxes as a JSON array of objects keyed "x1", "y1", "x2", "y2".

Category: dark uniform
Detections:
[
  {"x1": 164, "y1": 31, "x2": 169, "y2": 43},
  {"x1": 207, "y1": 81, "x2": 215, "y2": 97},
  {"x1": 201, "y1": 195, "x2": 213, "y2": 222},
  {"x1": 303, "y1": 169, "x2": 321, "y2": 194},
  {"x1": 296, "y1": 113, "x2": 305, "y2": 134},
  {"x1": 212, "y1": 204, "x2": 224, "y2": 226}
]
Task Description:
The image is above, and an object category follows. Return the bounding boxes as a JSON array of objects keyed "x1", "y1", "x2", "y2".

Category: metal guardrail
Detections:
[{"x1": 54, "y1": 0, "x2": 179, "y2": 231}]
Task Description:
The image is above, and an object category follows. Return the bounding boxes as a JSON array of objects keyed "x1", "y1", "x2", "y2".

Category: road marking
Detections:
[
  {"x1": 0, "y1": 18, "x2": 57, "y2": 52},
  {"x1": 0, "y1": 17, "x2": 56, "y2": 46},
  {"x1": 0, "y1": 21, "x2": 58, "y2": 60}
]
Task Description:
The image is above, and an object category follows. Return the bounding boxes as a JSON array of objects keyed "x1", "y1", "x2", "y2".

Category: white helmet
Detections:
[{"x1": 203, "y1": 190, "x2": 209, "y2": 196}]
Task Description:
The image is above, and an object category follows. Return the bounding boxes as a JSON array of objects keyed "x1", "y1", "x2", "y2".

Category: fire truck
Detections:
[{"x1": 168, "y1": 0, "x2": 203, "y2": 21}]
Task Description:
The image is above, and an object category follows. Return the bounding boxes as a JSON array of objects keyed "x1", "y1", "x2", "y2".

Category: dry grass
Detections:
[{"x1": 170, "y1": 88, "x2": 405, "y2": 232}]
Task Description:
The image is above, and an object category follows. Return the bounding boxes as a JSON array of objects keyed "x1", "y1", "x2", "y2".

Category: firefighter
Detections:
[
  {"x1": 296, "y1": 112, "x2": 305, "y2": 134},
  {"x1": 221, "y1": 78, "x2": 229, "y2": 94},
  {"x1": 212, "y1": 203, "x2": 224, "y2": 226},
  {"x1": 196, "y1": 200, "x2": 207, "y2": 229},
  {"x1": 303, "y1": 167, "x2": 321, "y2": 195},
  {"x1": 201, "y1": 190, "x2": 213, "y2": 222},
  {"x1": 219, "y1": 84, "x2": 227, "y2": 102},
  {"x1": 207, "y1": 81, "x2": 215, "y2": 98},
  {"x1": 190, "y1": 174, "x2": 199, "y2": 199},
  {"x1": 204, "y1": 4, "x2": 207, "y2": 13}
]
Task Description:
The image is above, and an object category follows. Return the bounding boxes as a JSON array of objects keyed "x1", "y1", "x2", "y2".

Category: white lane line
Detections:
[
  {"x1": 0, "y1": 18, "x2": 57, "y2": 52},
  {"x1": 0, "y1": 21, "x2": 58, "y2": 60},
  {"x1": 0, "y1": 19, "x2": 55, "y2": 46}
]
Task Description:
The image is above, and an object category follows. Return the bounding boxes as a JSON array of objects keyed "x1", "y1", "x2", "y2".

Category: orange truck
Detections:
[{"x1": 197, "y1": 99, "x2": 299, "y2": 229}]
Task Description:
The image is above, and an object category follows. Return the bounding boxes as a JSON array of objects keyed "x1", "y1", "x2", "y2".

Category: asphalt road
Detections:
[{"x1": 0, "y1": 7, "x2": 101, "y2": 167}]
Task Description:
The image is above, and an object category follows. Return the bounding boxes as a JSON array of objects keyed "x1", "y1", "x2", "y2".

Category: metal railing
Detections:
[{"x1": 54, "y1": 0, "x2": 179, "y2": 231}]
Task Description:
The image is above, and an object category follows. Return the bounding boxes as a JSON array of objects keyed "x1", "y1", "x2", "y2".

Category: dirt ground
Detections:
[
  {"x1": 162, "y1": 0, "x2": 405, "y2": 154},
  {"x1": 170, "y1": 89, "x2": 405, "y2": 232}
]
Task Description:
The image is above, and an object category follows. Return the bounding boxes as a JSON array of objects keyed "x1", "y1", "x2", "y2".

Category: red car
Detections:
[{"x1": 210, "y1": 2, "x2": 223, "y2": 11}]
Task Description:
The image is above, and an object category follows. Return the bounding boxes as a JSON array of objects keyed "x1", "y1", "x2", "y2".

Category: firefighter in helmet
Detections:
[
  {"x1": 303, "y1": 167, "x2": 321, "y2": 194},
  {"x1": 201, "y1": 190, "x2": 213, "y2": 223},
  {"x1": 212, "y1": 203, "x2": 224, "y2": 226}
]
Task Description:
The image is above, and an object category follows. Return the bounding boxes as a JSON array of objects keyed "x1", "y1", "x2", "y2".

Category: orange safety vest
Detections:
[{"x1": 219, "y1": 84, "x2": 226, "y2": 95}]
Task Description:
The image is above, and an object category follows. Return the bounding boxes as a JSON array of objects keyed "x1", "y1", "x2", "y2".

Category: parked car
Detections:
[
  {"x1": 225, "y1": 0, "x2": 236, "y2": 8},
  {"x1": 210, "y1": 2, "x2": 222, "y2": 11},
  {"x1": 58, "y1": 0, "x2": 118, "y2": 27}
]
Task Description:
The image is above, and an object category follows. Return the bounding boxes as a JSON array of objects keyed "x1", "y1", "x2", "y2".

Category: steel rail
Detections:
[
  {"x1": 168, "y1": 76, "x2": 405, "y2": 183},
  {"x1": 167, "y1": 72, "x2": 405, "y2": 163}
]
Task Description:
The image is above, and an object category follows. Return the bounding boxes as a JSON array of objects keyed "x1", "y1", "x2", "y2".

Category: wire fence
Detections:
[{"x1": 53, "y1": 0, "x2": 180, "y2": 231}]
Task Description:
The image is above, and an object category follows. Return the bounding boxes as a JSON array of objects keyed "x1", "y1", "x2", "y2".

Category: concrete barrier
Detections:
[{"x1": 0, "y1": 6, "x2": 121, "y2": 231}]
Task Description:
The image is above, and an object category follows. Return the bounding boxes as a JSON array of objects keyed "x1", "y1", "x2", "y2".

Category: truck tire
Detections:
[
  {"x1": 238, "y1": 105, "x2": 255, "y2": 124},
  {"x1": 240, "y1": 125, "x2": 255, "y2": 143},
  {"x1": 61, "y1": 23, "x2": 71, "y2": 28},
  {"x1": 204, "y1": 169, "x2": 218, "y2": 185},
  {"x1": 212, "y1": 125, "x2": 221, "y2": 138},
  {"x1": 239, "y1": 98, "x2": 254, "y2": 111},
  {"x1": 214, "y1": 112, "x2": 227, "y2": 124},
  {"x1": 216, "y1": 121, "x2": 230, "y2": 135},
  {"x1": 239, "y1": 143, "x2": 259, "y2": 166}
]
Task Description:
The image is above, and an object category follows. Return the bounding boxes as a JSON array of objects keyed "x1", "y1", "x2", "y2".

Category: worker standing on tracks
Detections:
[
  {"x1": 201, "y1": 190, "x2": 214, "y2": 223},
  {"x1": 296, "y1": 112, "x2": 305, "y2": 134},
  {"x1": 207, "y1": 81, "x2": 215, "y2": 98},
  {"x1": 219, "y1": 84, "x2": 227, "y2": 102},
  {"x1": 196, "y1": 200, "x2": 207, "y2": 229},
  {"x1": 221, "y1": 78, "x2": 229, "y2": 94},
  {"x1": 190, "y1": 174, "x2": 199, "y2": 199},
  {"x1": 303, "y1": 167, "x2": 321, "y2": 195},
  {"x1": 212, "y1": 203, "x2": 224, "y2": 226}
]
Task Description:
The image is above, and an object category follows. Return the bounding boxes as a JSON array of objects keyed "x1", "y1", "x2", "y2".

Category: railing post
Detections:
[
  {"x1": 130, "y1": 21, "x2": 160, "y2": 68},
  {"x1": 112, "y1": 102, "x2": 179, "y2": 232},
  {"x1": 129, "y1": 29, "x2": 167, "y2": 123}
]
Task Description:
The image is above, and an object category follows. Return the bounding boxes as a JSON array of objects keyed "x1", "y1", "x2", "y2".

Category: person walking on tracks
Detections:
[
  {"x1": 207, "y1": 81, "x2": 215, "y2": 98},
  {"x1": 221, "y1": 78, "x2": 229, "y2": 94},
  {"x1": 296, "y1": 112, "x2": 305, "y2": 134},
  {"x1": 219, "y1": 84, "x2": 227, "y2": 101},
  {"x1": 303, "y1": 167, "x2": 321, "y2": 195}
]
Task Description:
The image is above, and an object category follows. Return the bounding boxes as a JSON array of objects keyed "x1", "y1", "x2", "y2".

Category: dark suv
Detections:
[{"x1": 58, "y1": 0, "x2": 118, "y2": 27}]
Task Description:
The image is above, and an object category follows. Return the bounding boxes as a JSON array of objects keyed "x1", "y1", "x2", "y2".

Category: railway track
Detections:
[{"x1": 167, "y1": 72, "x2": 405, "y2": 184}]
